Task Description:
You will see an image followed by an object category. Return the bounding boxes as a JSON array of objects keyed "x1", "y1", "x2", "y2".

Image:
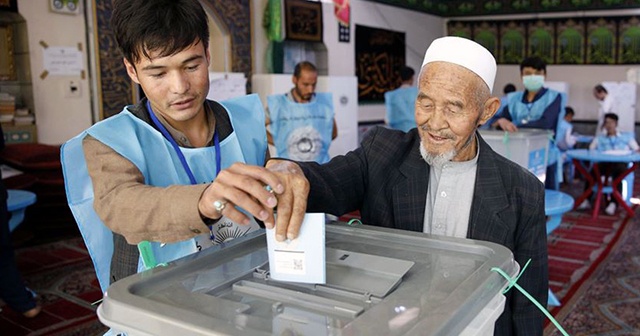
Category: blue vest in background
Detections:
[
  {"x1": 506, "y1": 89, "x2": 566, "y2": 166},
  {"x1": 384, "y1": 86, "x2": 418, "y2": 132},
  {"x1": 556, "y1": 119, "x2": 573, "y2": 151},
  {"x1": 268, "y1": 92, "x2": 334, "y2": 163},
  {"x1": 61, "y1": 95, "x2": 267, "y2": 292},
  {"x1": 596, "y1": 132, "x2": 635, "y2": 151}
]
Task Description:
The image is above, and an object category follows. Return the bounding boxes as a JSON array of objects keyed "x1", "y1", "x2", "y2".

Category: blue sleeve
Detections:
[
  {"x1": 502, "y1": 105, "x2": 513, "y2": 122},
  {"x1": 520, "y1": 94, "x2": 562, "y2": 131}
]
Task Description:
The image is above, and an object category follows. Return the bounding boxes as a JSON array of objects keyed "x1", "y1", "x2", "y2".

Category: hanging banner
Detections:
[{"x1": 333, "y1": 0, "x2": 349, "y2": 27}]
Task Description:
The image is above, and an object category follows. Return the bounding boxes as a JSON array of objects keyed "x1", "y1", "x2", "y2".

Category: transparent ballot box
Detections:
[
  {"x1": 479, "y1": 129, "x2": 551, "y2": 183},
  {"x1": 98, "y1": 223, "x2": 519, "y2": 336}
]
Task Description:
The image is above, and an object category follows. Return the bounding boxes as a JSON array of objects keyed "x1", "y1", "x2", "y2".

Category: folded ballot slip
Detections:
[{"x1": 266, "y1": 213, "x2": 326, "y2": 284}]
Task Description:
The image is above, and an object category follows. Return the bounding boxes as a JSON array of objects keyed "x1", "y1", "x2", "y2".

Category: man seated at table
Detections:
[{"x1": 578, "y1": 113, "x2": 639, "y2": 215}]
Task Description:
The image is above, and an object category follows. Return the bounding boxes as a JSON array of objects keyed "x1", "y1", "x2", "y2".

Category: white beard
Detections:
[{"x1": 420, "y1": 143, "x2": 456, "y2": 168}]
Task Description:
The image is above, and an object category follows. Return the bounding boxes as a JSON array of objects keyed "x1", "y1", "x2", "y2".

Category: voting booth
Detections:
[
  {"x1": 98, "y1": 222, "x2": 519, "y2": 336},
  {"x1": 479, "y1": 129, "x2": 551, "y2": 183}
]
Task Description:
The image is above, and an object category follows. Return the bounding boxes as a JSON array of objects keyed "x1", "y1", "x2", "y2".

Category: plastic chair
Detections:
[{"x1": 7, "y1": 189, "x2": 37, "y2": 232}]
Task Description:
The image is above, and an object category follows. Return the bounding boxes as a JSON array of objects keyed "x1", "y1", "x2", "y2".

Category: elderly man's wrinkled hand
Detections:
[
  {"x1": 198, "y1": 162, "x2": 284, "y2": 228},
  {"x1": 265, "y1": 159, "x2": 310, "y2": 242}
]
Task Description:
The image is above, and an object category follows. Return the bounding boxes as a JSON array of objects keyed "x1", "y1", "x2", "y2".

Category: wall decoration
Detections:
[
  {"x1": 448, "y1": 15, "x2": 639, "y2": 65},
  {"x1": 473, "y1": 21, "x2": 499, "y2": 59},
  {"x1": 334, "y1": 0, "x2": 350, "y2": 42},
  {"x1": 447, "y1": 21, "x2": 471, "y2": 39},
  {"x1": 284, "y1": 0, "x2": 323, "y2": 42},
  {"x1": 499, "y1": 21, "x2": 526, "y2": 64},
  {"x1": 365, "y1": 0, "x2": 640, "y2": 18},
  {"x1": 556, "y1": 18, "x2": 585, "y2": 64},
  {"x1": 617, "y1": 16, "x2": 640, "y2": 64},
  {"x1": 527, "y1": 19, "x2": 555, "y2": 65},
  {"x1": 355, "y1": 25, "x2": 405, "y2": 102},
  {"x1": 0, "y1": 23, "x2": 15, "y2": 81},
  {"x1": 587, "y1": 17, "x2": 616, "y2": 65}
]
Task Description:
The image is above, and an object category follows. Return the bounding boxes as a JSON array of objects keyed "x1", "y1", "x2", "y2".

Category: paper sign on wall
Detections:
[{"x1": 43, "y1": 47, "x2": 83, "y2": 76}]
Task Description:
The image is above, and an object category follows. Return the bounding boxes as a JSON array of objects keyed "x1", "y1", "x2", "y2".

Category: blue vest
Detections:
[
  {"x1": 384, "y1": 86, "x2": 418, "y2": 132},
  {"x1": 506, "y1": 89, "x2": 566, "y2": 165},
  {"x1": 596, "y1": 132, "x2": 635, "y2": 151},
  {"x1": 268, "y1": 92, "x2": 334, "y2": 163},
  {"x1": 556, "y1": 119, "x2": 573, "y2": 151},
  {"x1": 61, "y1": 95, "x2": 267, "y2": 292}
]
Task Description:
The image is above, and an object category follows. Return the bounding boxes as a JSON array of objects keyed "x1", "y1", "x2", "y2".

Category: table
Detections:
[
  {"x1": 566, "y1": 149, "x2": 640, "y2": 218},
  {"x1": 545, "y1": 190, "x2": 574, "y2": 306}
]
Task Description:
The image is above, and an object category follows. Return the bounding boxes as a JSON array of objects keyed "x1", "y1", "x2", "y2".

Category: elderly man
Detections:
[{"x1": 269, "y1": 36, "x2": 548, "y2": 335}]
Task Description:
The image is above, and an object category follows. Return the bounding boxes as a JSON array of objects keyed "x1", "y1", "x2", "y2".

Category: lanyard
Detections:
[
  {"x1": 146, "y1": 101, "x2": 222, "y2": 243},
  {"x1": 146, "y1": 100, "x2": 221, "y2": 183}
]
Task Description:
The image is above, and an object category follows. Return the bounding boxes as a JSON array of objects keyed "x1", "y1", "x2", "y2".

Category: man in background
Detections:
[
  {"x1": 580, "y1": 113, "x2": 639, "y2": 215},
  {"x1": 384, "y1": 66, "x2": 418, "y2": 132},
  {"x1": 593, "y1": 84, "x2": 613, "y2": 135},
  {"x1": 493, "y1": 56, "x2": 565, "y2": 190},
  {"x1": 557, "y1": 106, "x2": 577, "y2": 152},
  {"x1": 266, "y1": 61, "x2": 337, "y2": 163}
]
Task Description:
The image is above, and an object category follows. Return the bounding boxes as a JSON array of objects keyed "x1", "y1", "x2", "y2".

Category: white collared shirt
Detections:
[{"x1": 423, "y1": 145, "x2": 479, "y2": 238}]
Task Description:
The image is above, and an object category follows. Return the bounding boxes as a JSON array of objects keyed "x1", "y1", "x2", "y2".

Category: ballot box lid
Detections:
[{"x1": 98, "y1": 222, "x2": 519, "y2": 336}]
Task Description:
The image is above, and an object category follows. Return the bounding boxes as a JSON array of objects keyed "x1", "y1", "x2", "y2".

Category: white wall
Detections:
[
  {"x1": 494, "y1": 65, "x2": 639, "y2": 121},
  {"x1": 19, "y1": 0, "x2": 92, "y2": 145},
  {"x1": 252, "y1": 0, "x2": 445, "y2": 122}
]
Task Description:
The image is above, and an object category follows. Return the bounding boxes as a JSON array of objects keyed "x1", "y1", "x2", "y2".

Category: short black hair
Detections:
[
  {"x1": 503, "y1": 83, "x2": 516, "y2": 95},
  {"x1": 604, "y1": 112, "x2": 618, "y2": 122},
  {"x1": 565, "y1": 106, "x2": 575, "y2": 116},
  {"x1": 293, "y1": 61, "x2": 318, "y2": 78},
  {"x1": 400, "y1": 66, "x2": 415, "y2": 81},
  {"x1": 520, "y1": 57, "x2": 546, "y2": 73},
  {"x1": 111, "y1": 0, "x2": 209, "y2": 65},
  {"x1": 594, "y1": 84, "x2": 608, "y2": 94}
]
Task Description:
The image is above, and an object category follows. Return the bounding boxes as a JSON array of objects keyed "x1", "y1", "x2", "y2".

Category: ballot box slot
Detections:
[
  {"x1": 233, "y1": 280, "x2": 364, "y2": 318},
  {"x1": 317, "y1": 248, "x2": 414, "y2": 299}
]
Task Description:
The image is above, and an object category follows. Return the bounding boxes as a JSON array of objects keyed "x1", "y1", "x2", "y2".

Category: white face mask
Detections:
[{"x1": 522, "y1": 75, "x2": 545, "y2": 92}]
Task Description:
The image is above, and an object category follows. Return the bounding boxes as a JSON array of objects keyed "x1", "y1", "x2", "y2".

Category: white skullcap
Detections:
[{"x1": 422, "y1": 36, "x2": 497, "y2": 93}]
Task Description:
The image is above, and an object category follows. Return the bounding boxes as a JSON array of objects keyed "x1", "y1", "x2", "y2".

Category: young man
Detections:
[
  {"x1": 269, "y1": 36, "x2": 548, "y2": 336},
  {"x1": 384, "y1": 66, "x2": 418, "y2": 132},
  {"x1": 61, "y1": 0, "x2": 305, "y2": 292},
  {"x1": 557, "y1": 106, "x2": 577, "y2": 151},
  {"x1": 493, "y1": 57, "x2": 565, "y2": 190},
  {"x1": 584, "y1": 113, "x2": 639, "y2": 215},
  {"x1": 265, "y1": 62, "x2": 337, "y2": 163}
]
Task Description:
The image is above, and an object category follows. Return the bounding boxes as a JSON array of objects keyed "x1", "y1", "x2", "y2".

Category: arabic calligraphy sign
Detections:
[{"x1": 356, "y1": 25, "x2": 405, "y2": 102}]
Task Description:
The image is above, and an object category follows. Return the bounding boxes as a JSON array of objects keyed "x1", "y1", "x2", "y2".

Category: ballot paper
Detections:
[{"x1": 266, "y1": 213, "x2": 326, "y2": 284}]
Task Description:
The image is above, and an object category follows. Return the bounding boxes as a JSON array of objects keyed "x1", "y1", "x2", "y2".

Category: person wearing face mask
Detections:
[{"x1": 493, "y1": 57, "x2": 565, "y2": 190}]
